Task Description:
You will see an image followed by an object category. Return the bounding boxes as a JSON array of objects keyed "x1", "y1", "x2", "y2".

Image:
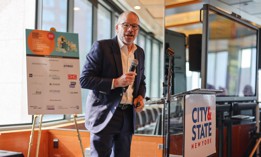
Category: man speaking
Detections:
[{"x1": 80, "y1": 11, "x2": 146, "y2": 157}]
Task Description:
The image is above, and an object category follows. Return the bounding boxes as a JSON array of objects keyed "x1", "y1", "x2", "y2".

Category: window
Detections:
[
  {"x1": 145, "y1": 37, "x2": 152, "y2": 97},
  {"x1": 0, "y1": 0, "x2": 164, "y2": 127},
  {"x1": 41, "y1": 0, "x2": 68, "y2": 121},
  {"x1": 0, "y1": 0, "x2": 35, "y2": 125},
  {"x1": 97, "y1": 4, "x2": 111, "y2": 40},
  {"x1": 151, "y1": 40, "x2": 160, "y2": 97},
  {"x1": 74, "y1": 0, "x2": 92, "y2": 114},
  {"x1": 42, "y1": 0, "x2": 68, "y2": 32},
  {"x1": 159, "y1": 44, "x2": 164, "y2": 97}
]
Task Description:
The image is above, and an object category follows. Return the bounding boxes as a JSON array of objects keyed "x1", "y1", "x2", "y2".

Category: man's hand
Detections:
[
  {"x1": 113, "y1": 72, "x2": 136, "y2": 88},
  {"x1": 134, "y1": 95, "x2": 144, "y2": 112}
]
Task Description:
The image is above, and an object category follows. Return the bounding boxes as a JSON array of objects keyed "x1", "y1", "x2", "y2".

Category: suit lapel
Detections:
[
  {"x1": 134, "y1": 48, "x2": 140, "y2": 76},
  {"x1": 112, "y1": 37, "x2": 123, "y2": 76},
  {"x1": 134, "y1": 47, "x2": 140, "y2": 95}
]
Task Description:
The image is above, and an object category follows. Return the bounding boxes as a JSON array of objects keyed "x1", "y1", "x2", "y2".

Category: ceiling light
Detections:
[
  {"x1": 74, "y1": 7, "x2": 80, "y2": 11},
  {"x1": 134, "y1": 6, "x2": 141, "y2": 10}
]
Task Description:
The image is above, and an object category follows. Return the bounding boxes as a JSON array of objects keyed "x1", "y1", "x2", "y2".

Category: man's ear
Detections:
[{"x1": 115, "y1": 24, "x2": 119, "y2": 33}]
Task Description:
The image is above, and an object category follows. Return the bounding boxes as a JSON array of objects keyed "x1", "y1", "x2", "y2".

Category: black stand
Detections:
[{"x1": 164, "y1": 48, "x2": 174, "y2": 157}]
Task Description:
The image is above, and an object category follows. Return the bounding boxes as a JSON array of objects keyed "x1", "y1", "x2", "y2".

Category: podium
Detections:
[{"x1": 164, "y1": 88, "x2": 222, "y2": 157}]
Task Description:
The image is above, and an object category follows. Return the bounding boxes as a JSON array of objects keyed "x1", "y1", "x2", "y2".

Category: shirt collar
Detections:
[{"x1": 117, "y1": 36, "x2": 137, "y2": 53}]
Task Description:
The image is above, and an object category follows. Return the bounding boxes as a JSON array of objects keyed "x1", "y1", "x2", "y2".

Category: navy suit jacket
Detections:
[{"x1": 80, "y1": 36, "x2": 146, "y2": 133}]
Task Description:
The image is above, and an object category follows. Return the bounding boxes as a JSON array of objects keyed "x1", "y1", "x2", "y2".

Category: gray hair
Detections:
[{"x1": 117, "y1": 11, "x2": 140, "y2": 24}]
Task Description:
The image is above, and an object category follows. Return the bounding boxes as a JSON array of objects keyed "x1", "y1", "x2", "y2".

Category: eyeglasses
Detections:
[{"x1": 121, "y1": 22, "x2": 140, "y2": 30}]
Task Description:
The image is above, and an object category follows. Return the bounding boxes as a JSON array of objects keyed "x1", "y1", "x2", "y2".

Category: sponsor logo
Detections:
[
  {"x1": 70, "y1": 91, "x2": 78, "y2": 94},
  {"x1": 49, "y1": 82, "x2": 60, "y2": 86},
  {"x1": 49, "y1": 89, "x2": 60, "y2": 93},
  {"x1": 58, "y1": 106, "x2": 67, "y2": 109},
  {"x1": 30, "y1": 105, "x2": 42, "y2": 109},
  {"x1": 47, "y1": 105, "x2": 55, "y2": 110},
  {"x1": 28, "y1": 73, "x2": 45, "y2": 78},
  {"x1": 49, "y1": 74, "x2": 60, "y2": 80},
  {"x1": 32, "y1": 62, "x2": 48, "y2": 65},
  {"x1": 49, "y1": 99, "x2": 61, "y2": 102},
  {"x1": 191, "y1": 106, "x2": 213, "y2": 149},
  {"x1": 71, "y1": 106, "x2": 80, "y2": 109},
  {"x1": 69, "y1": 81, "x2": 76, "y2": 88},
  {"x1": 64, "y1": 64, "x2": 73, "y2": 68},
  {"x1": 33, "y1": 90, "x2": 42, "y2": 95},
  {"x1": 68, "y1": 74, "x2": 77, "y2": 80},
  {"x1": 49, "y1": 69, "x2": 60, "y2": 72}
]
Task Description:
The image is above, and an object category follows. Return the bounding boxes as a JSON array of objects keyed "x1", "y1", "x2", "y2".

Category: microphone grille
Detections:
[{"x1": 132, "y1": 59, "x2": 139, "y2": 66}]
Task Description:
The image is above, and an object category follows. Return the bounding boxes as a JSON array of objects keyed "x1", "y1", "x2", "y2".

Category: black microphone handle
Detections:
[
  {"x1": 123, "y1": 86, "x2": 128, "y2": 92},
  {"x1": 123, "y1": 59, "x2": 138, "y2": 92},
  {"x1": 123, "y1": 64, "x2": 136, "y2": 92}
]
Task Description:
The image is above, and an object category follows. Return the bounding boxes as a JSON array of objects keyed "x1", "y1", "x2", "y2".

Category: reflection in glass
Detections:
[{"x1": 206, "y1": 11, "x2": 257, "y2": 99}]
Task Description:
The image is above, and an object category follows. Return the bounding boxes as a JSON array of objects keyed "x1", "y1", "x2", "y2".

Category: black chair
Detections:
[
  {"x1": 153, "y1": 114, "x2": 162, "y2": 135},
  {"x1": 146, "y1": 108, "x2": 154, "y2": 124}
]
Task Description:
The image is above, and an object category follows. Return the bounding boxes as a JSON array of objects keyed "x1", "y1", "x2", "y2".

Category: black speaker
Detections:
[{"x1": 188, "y1": 34, "x2": 202, "y2": 72}]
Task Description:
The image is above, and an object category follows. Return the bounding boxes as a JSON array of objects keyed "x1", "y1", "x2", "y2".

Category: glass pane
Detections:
[
  {"x1": 74, "y1": 0, "x2": 92, "y2": 115},
  {"x1": 43, "y1": 115, "x2": 64, "y2": 122},
  {"x1": 0, "y1": 0, "x2": 35, "y2": 125},
  {"x1": 145, "y1": 37, "x2": 152, "y2": 97},
  {"x1": 112, "y1": 15, "x2": 118, "y2": 37},
  {"x1": 42, "y1": 0, "x2": 67, "y2": 32},
  {"x1": 206, "y1": 10, "x2": 257, "y2": 100},
  {"x1": 138, "y1": 33, "x2": 146, "y2": 49},
  {"x1": 41, "y1": 0, "x2": 68, "y2": 121},
  {"x1": 97, "y1": 4, "x2": 111, "y2": 40},
  {"x1": 159, "y1": 44, "x2": 164, "y2": 97},
  {"x1": 151, "y1": 40, "x2": 160, "y2": 97}
]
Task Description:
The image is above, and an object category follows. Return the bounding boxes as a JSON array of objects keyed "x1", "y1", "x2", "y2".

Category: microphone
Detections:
[
  {"x1": 123, "y1": 59, "x2": 139, "y2": 92},
  {"x1": 167, "y1": 48, "x2": 174, "y2": 57}
]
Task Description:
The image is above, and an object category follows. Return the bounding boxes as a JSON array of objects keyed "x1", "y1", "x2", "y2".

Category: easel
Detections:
[
  {"x1": 27, "y1": 115, "x2": 43, "y2": 157},
  {"x1": 27, "y1": 27, "x2": 84, "y2": 157},
  {"x1": 249, "y1": 137, "x2": 261, "y2": 157},
  {"x1": 27, "y1": 114, "x2": 85, "y2": 157}
]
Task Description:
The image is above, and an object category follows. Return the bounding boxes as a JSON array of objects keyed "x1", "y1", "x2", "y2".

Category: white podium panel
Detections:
[
  {"x1": 168, "y1": 89, "x2": 218, "y2": 157},
  {"x1": 184, "y1": 94, "x2": 216, "y2": 157}
]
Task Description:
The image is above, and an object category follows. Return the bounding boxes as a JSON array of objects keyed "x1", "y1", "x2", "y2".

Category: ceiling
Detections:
[{"x1": 113, "y1": 0, "x2": 261, "y2": 41}]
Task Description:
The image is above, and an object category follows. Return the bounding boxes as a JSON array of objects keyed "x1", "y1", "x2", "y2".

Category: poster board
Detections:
[
  {"x1": 25, "y1": 29, "x2": 82, "y2": 114},
  {"x1": 184, "y1": 94, "x2": 216, "y2": 157}
]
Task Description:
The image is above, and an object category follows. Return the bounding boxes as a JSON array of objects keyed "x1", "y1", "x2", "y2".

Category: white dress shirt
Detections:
[{"x1": 117, "y1": 37, "x2": 137, "y2": 104}]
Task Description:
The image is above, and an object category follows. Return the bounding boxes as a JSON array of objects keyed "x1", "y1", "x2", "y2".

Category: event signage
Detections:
[
  {"x1": 25, "y1": 29, "x2": 82, "y2": 114},
  {"x1": 184, "y1": 94, "x2": 216, "y2": 157}
]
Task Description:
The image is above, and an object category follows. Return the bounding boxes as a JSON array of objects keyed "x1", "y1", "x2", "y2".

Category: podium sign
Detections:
[{"x1": 184, "y1": 94, "x2": 216, "y2": 157}]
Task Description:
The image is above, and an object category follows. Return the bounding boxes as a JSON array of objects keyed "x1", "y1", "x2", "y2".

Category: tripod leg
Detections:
[
  {"x1": 74, "y1": 114, "x2": 85, "y2": 157},
  {"x1": 36, "y1": 115, "x2": 43, "y2": 157},
  {"x1": 250, "y1": 137, "x2": 261, "y2": 157},
  {"x1": 27, "y1": 115, "x2": 37, "y2": 157}
]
